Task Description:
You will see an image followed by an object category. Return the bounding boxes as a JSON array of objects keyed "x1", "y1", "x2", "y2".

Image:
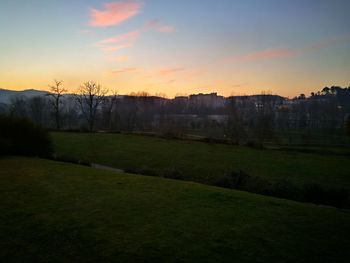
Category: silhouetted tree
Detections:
[
  {"x1": 101, "y1": 91, "x2": 118, "y2": 130},
  {"x1": 75, "y1": 81, "x2": 107, "y2": 131},
  {"x1": 226, "y1": 100, "x2": 246, "y2": 143},
  {"x1": 28, "y1": 96, "x2": 47, "y2": 125},
  {"x1": 9, "y1": 96, "x2": 27, "y2": 118},
  {"x1": 47, "y1": 80, "x2": 67, "y2": 130}
]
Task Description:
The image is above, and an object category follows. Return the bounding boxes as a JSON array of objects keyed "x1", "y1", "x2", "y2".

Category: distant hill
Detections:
[{"x1": 0, "y1": 89, "x2": 49, "y2": 104}]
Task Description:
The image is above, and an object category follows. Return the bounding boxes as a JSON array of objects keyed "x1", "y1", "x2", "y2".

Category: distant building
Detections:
[{"x1": 189, "y1": 92, "x2": 225, "y2": 108}]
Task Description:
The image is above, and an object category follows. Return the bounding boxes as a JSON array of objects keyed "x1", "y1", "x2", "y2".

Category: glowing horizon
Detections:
[{"x1": 1, "y1": 0, "x2": 350, "y2": 98}]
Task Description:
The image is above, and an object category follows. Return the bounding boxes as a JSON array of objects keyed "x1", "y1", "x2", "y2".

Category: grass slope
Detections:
[
  {"x1": 1, "y1": 157, "x2": 350, "y2": 262},
  {"x1": 53, "y1": 132, "x2": 350, "y2": 189}
]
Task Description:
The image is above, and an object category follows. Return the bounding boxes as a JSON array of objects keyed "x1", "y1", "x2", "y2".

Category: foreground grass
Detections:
[
  {"x1": 1, "y1": 157, "x2": 350, "y2": 262},
  {"x1": 53, "y1": 132, "x2": 350, "y2": 189}
]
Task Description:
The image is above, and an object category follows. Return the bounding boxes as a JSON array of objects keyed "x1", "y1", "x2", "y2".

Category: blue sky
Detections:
[{"x1": 1, "y1": 0, "x2": 349, "y2": 97}]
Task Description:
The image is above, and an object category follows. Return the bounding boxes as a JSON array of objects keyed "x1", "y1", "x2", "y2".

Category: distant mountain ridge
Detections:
[{"x1": 0, "y1": 89, "x2": 49, "y2": 104}]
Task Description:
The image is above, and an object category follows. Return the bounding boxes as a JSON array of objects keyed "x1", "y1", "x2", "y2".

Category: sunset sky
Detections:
[{"x1": 1, "y1": 0, "x2": 350, "y2": 97}]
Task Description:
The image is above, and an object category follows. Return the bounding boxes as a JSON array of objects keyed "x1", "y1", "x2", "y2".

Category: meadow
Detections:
[
  {"x1": 1, "y1": 157, "x2": 350, "y2": 262},
  {"x1": 52, "y1": 132, "x2": 350, "y2": 190}
]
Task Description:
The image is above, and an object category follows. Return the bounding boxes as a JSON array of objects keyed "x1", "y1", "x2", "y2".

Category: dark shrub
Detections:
[
  {"x1": 214, "y1": 170, "x2": 270, "y2": 194},
  {"x1": 0, "y1": 115, "x2": 53, "y2": 157},
  {"x1": 302, "y1": 184, "x2": 349, "y2": 208},
  {"x1": 124, "y1": 167, "x2": 158, "y2": 176},
  {"x1": 214, "y1": 170, "x2": 349, "y2": 208},
  {"x1": 201, "y1": 137, "x2": 233, "y2": 145},
  {"x1": 52, "y1": 154, "x2": 91, "y2": 167},
  {"x1": 245, "y1": 140, "x2": 264, "y2": 149},
  {"x1": 162, "y1": 167, "x2": 184, "y2": 180},
  {"x1": 268, "y1": 180, "x2": 301, "y2": 200}
]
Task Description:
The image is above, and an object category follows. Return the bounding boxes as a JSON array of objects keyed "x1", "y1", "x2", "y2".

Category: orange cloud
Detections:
[
  {"x1": 114, "y1": 55, "x2": 129, "y2": 62},
  {"x1": 89, "y1": 0, "x2": 143, "y2": 27},
  {"x1": 100, "y1": 43, "x2": 133, "y2": 51},
  {"x1": 111, "y1": 68, "x2": 138, "y2": 75},
  {"x1": 158, "y1": 68, "x2": 185, "y2": 76}
]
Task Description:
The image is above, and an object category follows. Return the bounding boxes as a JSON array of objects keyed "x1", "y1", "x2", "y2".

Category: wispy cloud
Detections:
[
  {"x1": 89, "y1": 0, "x2": 143, "y2": 27},
  {"x1": 158, "y1": 68, "x2": 185, "y2": 76},
  {"x1": 111, "y1": 67, "x2": 138, "y2": 75},
  {"x1": 235, "y1": 49, "x2": 298, "y2": 62},
  {"x1": 100, "y1": 30, "x2": 140, "y2": 44},
  {"x1": 226, "y1": 35, "x2": 350, "y2": 63},
  {"x1": 156, "y1": 25, "x2": 176, "y2": 33},
  {"x1": 231, "y1": 82, "x2": 248, "y2": 88},
  {"x1": 96, "y1": 20, "x2": 175, "y2": 53},
  {"x1": 184, "y1": 69, "x2": 205, "y2": 80},
  {"x1": 99, "y1": 43, "x2": 133, "y2": 52}
]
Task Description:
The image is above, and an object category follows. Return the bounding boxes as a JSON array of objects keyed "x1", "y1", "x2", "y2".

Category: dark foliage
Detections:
[
  {"x1": 244, "y1": 140, "x2": 264, "y2": 149},
  {"x1": 124, "y1": 167, "x2": 158, "y2": 177},
  {"x1": 214, "y1": 170, "x2": 270, "y2": 194},
  {"x1": 302, "y1": 184, "x2": 349, "y2": 208},
  {"x1": 162, "y1": 167, "x2": 184, "y2": 180},
  {"x1": 214, "y1": 169, "x2": 349, "y2": 208},
  {"x1": 201, "y1": 137, "x2": 235, "y2": 145},
  {"x1": 0, "y1": 115, "x2": 53, "y2": 157}
]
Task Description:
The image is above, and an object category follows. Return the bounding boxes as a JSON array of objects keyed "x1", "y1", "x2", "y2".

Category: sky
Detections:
[{"x1": 0, "y1": 0, "x2": 350, "y2": 98}]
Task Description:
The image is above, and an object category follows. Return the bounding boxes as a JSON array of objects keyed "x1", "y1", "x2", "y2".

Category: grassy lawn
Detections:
[
  {"x1": 1, "y1": 157, "x2": 350, "y2": 262},
  {"x1": 52, "y1": 132, "x2": 350, "y2": 189}
]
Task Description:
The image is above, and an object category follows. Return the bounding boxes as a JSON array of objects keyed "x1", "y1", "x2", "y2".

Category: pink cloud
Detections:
[
  {"x1": 96, "y1": 20, "x2": 174, "y2": 53},
  {"x1": 234, "y1": 48, "x2": 299, "y2": 62},
  {"x1": 89, "y1": 0, "x2": 143, "y2": 27},
  {"x1": 146, "y1": 20, "x2": 176, "y2": 33},
  {"x1": 100, "y1": 30, "x2": 141, "y2": 44},
  {"x1": 156, "y1": 26, "x2": 176, "y2": 33},
  {"x1": 226, "y1": 34, "x2": 350, "y2": 63},
  {"x1": 303, "y1": 35, "x2": 350, "y2": 52}
]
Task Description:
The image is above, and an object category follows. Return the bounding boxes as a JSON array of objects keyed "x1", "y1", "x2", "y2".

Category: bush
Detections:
[
  {"x1": 162, "y1": 167, "x2": 184, "y2": 180},
  {"x1": 52, "y1": 154, "x2": 91, "y2": 167},
  {"x1": 214, "y1": 169, "x2": 349, "y2": 208},
  {"x1": 245, "y1": 140, "x2": 264, "y2": 149},
  {"x1": 0, "y1": 115, "x2": 53, "y2": 157},
  {"x1": 124, "y1": 167, "x2": 158, "y2": 176},
  {"x1": 302, "y1": 184, "x2": 349, "y2": 208},
  {"x1": 214, "y1": 170, "x2": 270, "y2": 194},
  {"x1": 267, "y1": 180, "x2": 301, "y2": 200}
]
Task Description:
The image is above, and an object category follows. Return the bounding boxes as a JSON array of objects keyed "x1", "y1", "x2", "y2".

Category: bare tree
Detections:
[
  {"x1": 75, "y1": 81, "x2": 108, "y2": 131},
  {"x1": 47, "y1": 80, "x2": 67, "y2": 130}
]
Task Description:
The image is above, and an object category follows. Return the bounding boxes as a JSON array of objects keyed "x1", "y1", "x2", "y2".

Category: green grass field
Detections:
[
  {"x1": 52, "y1": 132, "x2": 350, "y2": 190},
  {"x1": 1, "y1": 157, "x2": 350, "y2": 262}
]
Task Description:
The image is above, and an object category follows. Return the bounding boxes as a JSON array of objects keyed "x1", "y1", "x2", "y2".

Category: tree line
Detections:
[{"x1": 1, "y1": 81, "x2": 350, "y2": 145}]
